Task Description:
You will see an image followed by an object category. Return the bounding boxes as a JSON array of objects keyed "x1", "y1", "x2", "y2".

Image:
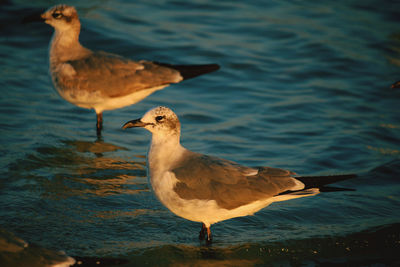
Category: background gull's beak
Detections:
[{"x1": 22, "y1": 9, "x2": 46, "y2": 24}]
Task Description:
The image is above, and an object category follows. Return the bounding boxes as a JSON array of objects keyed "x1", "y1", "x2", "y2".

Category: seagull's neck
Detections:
[
  {"x1": 148, "y1": 133, "x2": 186, "y2": 174},
  {"x1": 49, "y1": 25, "x2": 91, "y2": 66}
]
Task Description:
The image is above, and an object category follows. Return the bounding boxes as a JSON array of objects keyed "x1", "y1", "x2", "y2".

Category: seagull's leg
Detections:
[
  {"x1": 205, "y1": 226, "x2": 212, "y2": 244},
  {"x1": 96, "y1": 112, "x2": 103, "y2": 137},
  {"x1": 199, "y1": 223, "x2": 207, "y2": 240}
]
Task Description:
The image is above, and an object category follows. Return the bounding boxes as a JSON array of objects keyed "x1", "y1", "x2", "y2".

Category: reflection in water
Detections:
[
  {"x1": 367, "y1": 145, "x2": 400, "y2": 156},
  {"x1": 124, "y1": 223, "x2": 400, "y2": 266},
  {"x1": 39, "y1": 174, "x2": 149, "y2": 199},
  {"x1": 65, "y1": 139, "x2": 126, "y2": 154},
  {"x1": 388, "y1": 33, "x2": 400, "y2": 67},
  {"x1": 6, "y1": 139, "x2": 148, "y2": 199},
  {"x1": 1, "y1": 138, "x2": 154, "y2": 258},
  {"x1": 80, "y1": 175, "x2": 149, "y2": 197},
  {"x1": 94, "y1": 209, "x2": 156, "y2": 220},
  {"x1": 380, "y1": 123, "x2": 399, "y2": 129}
]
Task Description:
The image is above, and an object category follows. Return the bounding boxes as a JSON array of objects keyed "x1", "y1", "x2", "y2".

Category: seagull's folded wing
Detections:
[
  {"x1": 171, "y1": 152, "x2": 303, "y2": 210},
  {"x1": 55, "y1": 51, "x2": 183, "y2": 98}
]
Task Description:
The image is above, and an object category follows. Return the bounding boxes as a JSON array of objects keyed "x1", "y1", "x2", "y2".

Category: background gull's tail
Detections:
[
  {"x1": 154, "y1": 62, "x2": 220, "y2": 80},
  {"x1": 296, "y1": 174, "x2": 357, "y2": 190}
]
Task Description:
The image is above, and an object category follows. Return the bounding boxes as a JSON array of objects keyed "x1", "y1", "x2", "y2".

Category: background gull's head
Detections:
[{"x1": 41, "y1": 4, "x2": 80, "y2": 31}]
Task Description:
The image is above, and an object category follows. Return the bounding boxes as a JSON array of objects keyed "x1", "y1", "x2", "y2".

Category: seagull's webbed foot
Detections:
[{"x1": 205, "y1": 226, "x2": 212, "y2": 244}]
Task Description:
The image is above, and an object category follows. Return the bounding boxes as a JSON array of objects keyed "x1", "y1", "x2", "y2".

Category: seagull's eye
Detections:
[
  {"x1": 52, "y1": 12, "x2": 63, "y2": 19},
  {"x1": 155, "y1": 116, "x2": 165, "y2": 123}
]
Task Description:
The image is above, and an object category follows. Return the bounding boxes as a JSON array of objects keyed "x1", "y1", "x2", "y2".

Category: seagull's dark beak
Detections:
[
  {"x1": 22, "y1": 11, "x2": 46, "y2": 24},
  {"x1": 122, "y1": 119, "x2": 149, "y2": 129}
]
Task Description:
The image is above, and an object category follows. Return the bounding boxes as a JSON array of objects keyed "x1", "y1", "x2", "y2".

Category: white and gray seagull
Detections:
[
  {"x1": 122, "y1": 106, "x2": 356, "y2": 243},
  {"x1": 38, "y1": 4, "x2": 219, "y2": 136}
]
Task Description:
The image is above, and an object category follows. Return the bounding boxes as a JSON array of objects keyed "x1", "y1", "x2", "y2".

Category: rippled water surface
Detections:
[{"x1": 1, "y1": 0, "x2": 400, "y2": 266}]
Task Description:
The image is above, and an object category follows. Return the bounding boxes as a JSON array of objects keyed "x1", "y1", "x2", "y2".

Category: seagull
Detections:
[
  {"x1": 0, "y1": 228, "x2": 75, "y2": 267},
  {"x1": 122, "y1": 106, "x2": 356, "y2": 243},
  {"x1": 391, "y1": 80, "x2": 400, "y2": 88},
  {"x1": 38, "y1": 4, "x2": 219, "y2": 136}
]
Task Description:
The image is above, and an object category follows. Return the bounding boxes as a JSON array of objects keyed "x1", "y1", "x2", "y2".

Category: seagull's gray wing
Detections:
[
  {"x1": 54, "y1": 51, "x2": 182, "y2": 98},
  {"x1": 171, "y1": 151, "x2": 300, "y2": 210}
]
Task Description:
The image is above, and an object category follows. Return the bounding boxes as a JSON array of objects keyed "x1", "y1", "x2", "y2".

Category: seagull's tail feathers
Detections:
[
  {"x1": 295, "y1": 174, "x2": 357, "y2": 193},
  {"x1": 154, "y1": 62, "x2": 220, "y2": 80},
  {"x1": 278, "y1": 174, "x2": 356, "y2": 196},
  {"x1": 275, "y1": 174, "x2": 356, "y2": 197}
]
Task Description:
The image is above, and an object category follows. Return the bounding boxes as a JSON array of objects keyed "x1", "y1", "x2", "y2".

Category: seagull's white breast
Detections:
[{"x1": 150, "y1": 170, "x2": 279, "y2": 227}]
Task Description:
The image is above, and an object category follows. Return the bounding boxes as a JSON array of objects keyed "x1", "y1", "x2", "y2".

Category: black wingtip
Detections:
[
  {"x1": 277, "y1": 174, "x2": 357, "y2": 196},
  {"x1": 294, "y1": 174, "x2": 357, "y2": 189},
  {"x1": 154, "y1": 62, "x2": 220, "y2": 80}
]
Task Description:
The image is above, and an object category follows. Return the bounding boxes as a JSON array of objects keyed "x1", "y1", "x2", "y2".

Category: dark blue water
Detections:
[{"x1": 1, "y1": 0, "x2": 400, "y2": 266}]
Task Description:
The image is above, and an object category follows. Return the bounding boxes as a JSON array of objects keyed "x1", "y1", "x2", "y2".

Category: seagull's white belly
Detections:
[
  {"x1": 50, "y1": 62, "x2": 168, "y2": 113},
  {"x1": 150, "y1": 171, "x2": 278, "y2": 227},
  {"x1": 55, "y1": 83, "x2": 167, "y2": 113},
  {"x1": 150, "y1": 171, "x2": 320, "y2": 227}
]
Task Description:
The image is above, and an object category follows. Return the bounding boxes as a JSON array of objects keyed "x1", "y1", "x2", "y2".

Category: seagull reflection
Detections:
[{"x1": 7, "y1": 139, "x2": 147, "y2": 199}]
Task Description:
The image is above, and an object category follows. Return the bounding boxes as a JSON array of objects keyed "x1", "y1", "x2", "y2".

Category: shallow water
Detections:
[{"x1": 1, "y1": 0, "x2": 400, "y2": 266}]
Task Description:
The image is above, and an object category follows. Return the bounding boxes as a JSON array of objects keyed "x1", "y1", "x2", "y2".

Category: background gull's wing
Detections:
[{"x1": 54, "y1": 51, "x2": 183, "y2": 98}]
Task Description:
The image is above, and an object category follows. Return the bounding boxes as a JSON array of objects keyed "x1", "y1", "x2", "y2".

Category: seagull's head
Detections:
[
  {"x1": 123, "y1": 106, "x2": 181, "y2": 137},
  {"x1": 41, "y1": 4, "x2": 79, "y2": 31}
]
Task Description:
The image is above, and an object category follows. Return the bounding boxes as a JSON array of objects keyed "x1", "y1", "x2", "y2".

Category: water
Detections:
[{"x1": 1, "y1": 0, "x2": 400, "y2": 265}]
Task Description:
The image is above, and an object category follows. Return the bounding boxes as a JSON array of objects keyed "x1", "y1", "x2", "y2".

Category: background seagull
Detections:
[
  {"x1": 0, "y1": 228, "x2": 75, "y2": 267},
  {"x1": 123, "y1": 106, "x2": 356, "y2": 243},
  {"x1": 39, "y1": 4, "x2": 219, "y2": 137},
  {"x1": 391, "y1": 80, "x2": 400, "y2": 88}
]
